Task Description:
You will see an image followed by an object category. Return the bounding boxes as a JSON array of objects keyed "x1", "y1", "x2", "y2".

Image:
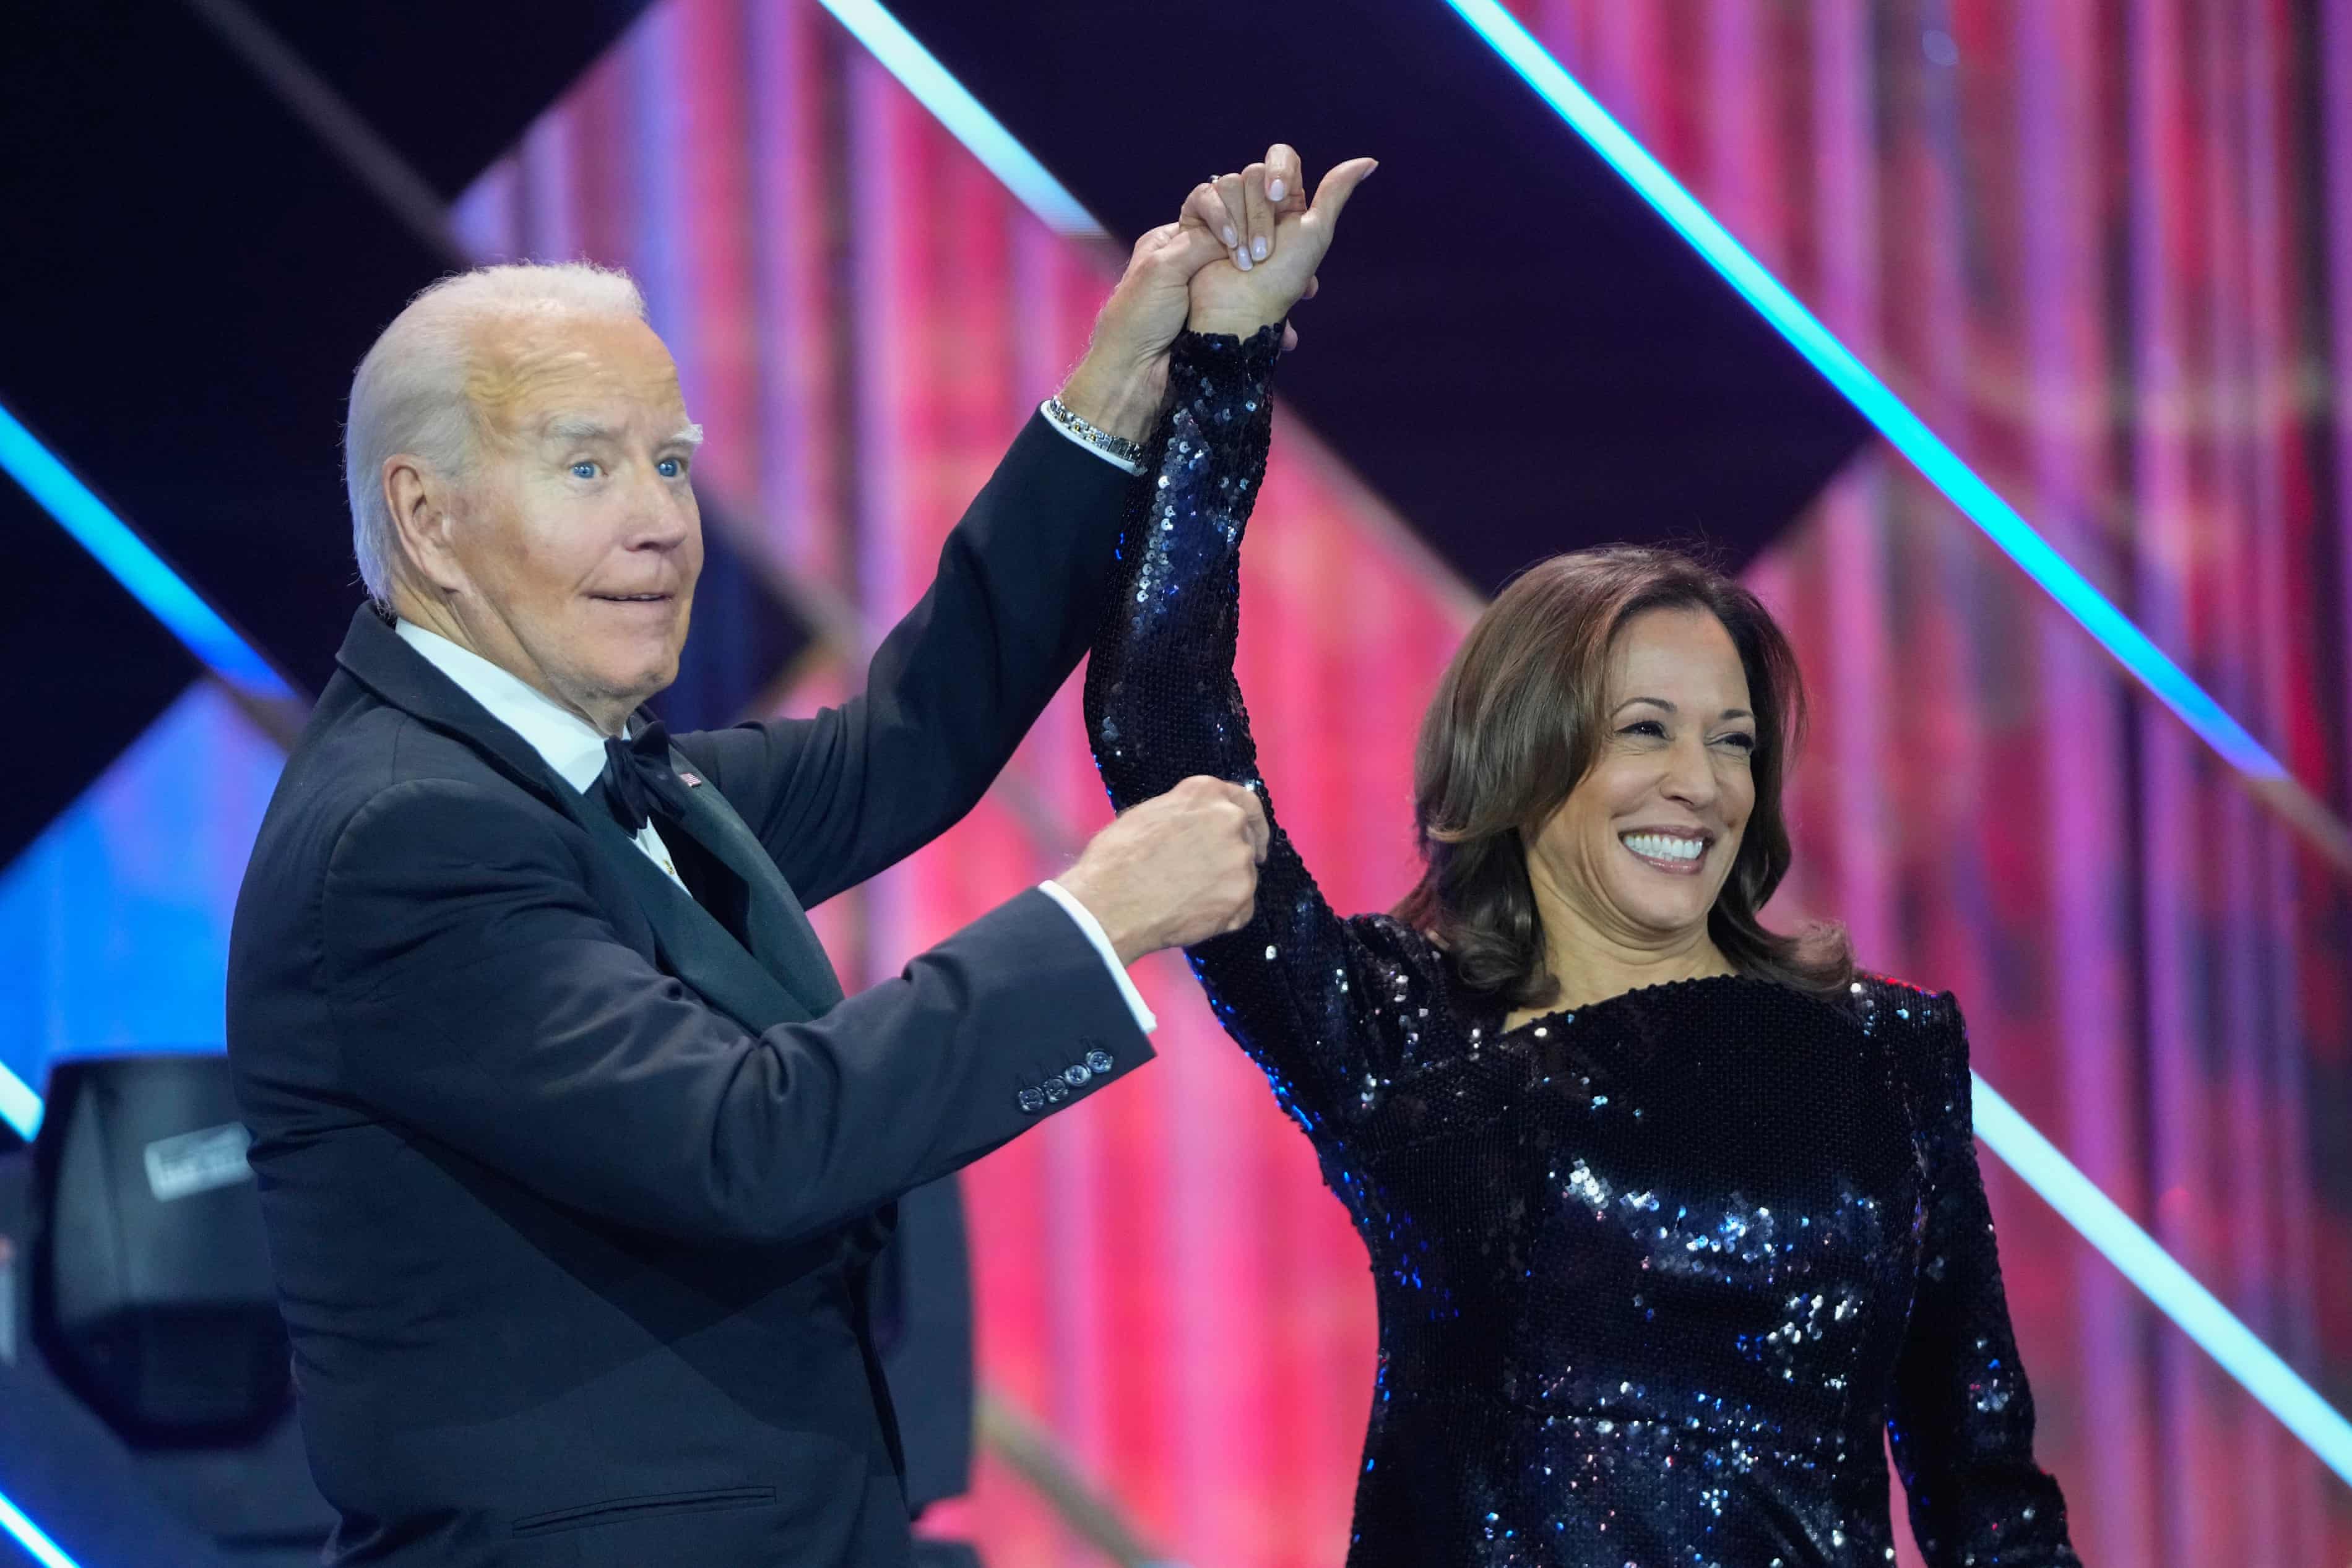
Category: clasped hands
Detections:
[
  {"x1": 1178, "y1": 144, "x2": 1378, "y2": 341},
  {"x1": 1057, "y1": 144, "x2": 1378, "y2": 444}
]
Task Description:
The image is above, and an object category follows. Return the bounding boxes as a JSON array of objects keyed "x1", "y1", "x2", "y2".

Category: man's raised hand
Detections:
[
  {"x1": 1056, "y1": 777, "x2": 1270, "y2": 966},
  {"x1": 1054, "y1": 142, "x2": 1324, "y2": 441}
]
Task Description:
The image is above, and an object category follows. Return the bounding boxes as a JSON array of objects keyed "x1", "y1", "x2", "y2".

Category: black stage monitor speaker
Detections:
[{"x1": 32, "y1": 1054, "x2": 289, "y2": 1447}]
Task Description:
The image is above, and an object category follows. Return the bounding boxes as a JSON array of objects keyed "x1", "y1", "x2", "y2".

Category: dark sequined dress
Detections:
[{"x1": 1083, "y1": 328, "x2": 2082, "y2": 1568}]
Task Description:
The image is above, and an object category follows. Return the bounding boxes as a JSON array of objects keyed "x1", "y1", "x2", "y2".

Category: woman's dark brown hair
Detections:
[{"x1": 1395, "y1": 545, "x2": 1852, "y2": 1007}]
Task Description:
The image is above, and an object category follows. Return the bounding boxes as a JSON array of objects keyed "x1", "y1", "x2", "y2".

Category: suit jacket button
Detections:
[
  {"x1": 1084, "y1": 1049, "x2": 1114, "y2": 1075},
  {"x1": 1062, "y1": 1064, "x2": 1092, "y2": 1088},
  {"x1": 1042, "y1": 1077, "x2": 1070, "y2": 1103},
  {"x1": 1018, "y1": 1087, "x2": 1046, "y2": 1114}
]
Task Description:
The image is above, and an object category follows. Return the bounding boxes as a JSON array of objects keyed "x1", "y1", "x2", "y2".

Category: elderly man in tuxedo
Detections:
[{"x1": 228, "y1": 150, "x2": 1343, "y2": 1566}]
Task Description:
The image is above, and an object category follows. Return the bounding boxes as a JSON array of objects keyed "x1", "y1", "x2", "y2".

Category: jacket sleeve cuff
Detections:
[{"x1": 1037, "y1": 879, "x2": 1158, "y2": 1033}]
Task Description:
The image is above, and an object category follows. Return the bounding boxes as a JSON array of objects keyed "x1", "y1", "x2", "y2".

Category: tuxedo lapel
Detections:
[
  {"x1": 332, "y1": 608, "x2": 826, "y2": 1033},
  {"x1": 573, "y1": 806, "x2": 815, "y2": 1033},
  {"x1": 661, "y1": 744, "x2": 847, "y2": 1015}
]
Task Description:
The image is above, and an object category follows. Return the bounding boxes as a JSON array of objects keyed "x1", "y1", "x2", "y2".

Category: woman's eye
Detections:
[
  {"x1": 1718, "y1": 732, "x2": 1757, "y2": 752},
  {"x1": 569, "y1": 461, "x2": 600, "y2": 480},
  {"x1": 1619, "y1": 720, "x2": 1666, "y2": 739}
]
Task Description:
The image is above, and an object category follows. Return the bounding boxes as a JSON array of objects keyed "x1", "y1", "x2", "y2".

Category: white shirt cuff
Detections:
[
  {"x1": 1039, "y1": 399, "x2": 1147, "y2": 476},
  {"x1": 1037, "y1": 880, "x2": 1157, "y2": 1034}
]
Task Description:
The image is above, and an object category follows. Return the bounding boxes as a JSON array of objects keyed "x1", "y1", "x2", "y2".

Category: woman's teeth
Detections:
[{"x1": 1620, "y1": 833, "x2": 1705, "y2": 863}]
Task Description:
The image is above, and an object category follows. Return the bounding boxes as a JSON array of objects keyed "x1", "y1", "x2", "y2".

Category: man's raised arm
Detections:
[{"x1": 673, "y1": 153, "x2": 1308, "y2": 907}]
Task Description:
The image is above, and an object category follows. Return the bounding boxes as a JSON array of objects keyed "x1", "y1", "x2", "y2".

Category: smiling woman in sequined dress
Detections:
[{"x1": 1084, "y1": 153, "x2": 2083, "y2": 1568}]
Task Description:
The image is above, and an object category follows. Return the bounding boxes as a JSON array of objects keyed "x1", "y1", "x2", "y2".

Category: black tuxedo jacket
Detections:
[{"x1": 227, "y1": 414, "x2": 1149, "y2": 1566}]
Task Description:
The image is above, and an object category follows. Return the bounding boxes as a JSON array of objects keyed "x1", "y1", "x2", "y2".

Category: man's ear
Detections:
[{"x1": 384, "y1": 455, "x2": 467, "y2": 596}]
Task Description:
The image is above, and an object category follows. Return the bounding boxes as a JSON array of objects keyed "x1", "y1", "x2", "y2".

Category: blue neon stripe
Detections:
[
  {"x1": 0, "y1": 400, "x2": 293, "y2": 704},
  {"x1": 1973, "y1": 1075, "x2": 2352, "y2": 1486},
  {"x1": 0, "y1": 1062, "x2": 40, "y2": 1144},
  {"x1": 815, "y1": 0, "x2": 1103, "y2": 239},
  {"x1": 1441, "y1": 0, "x2": 2286, "y2": 783},
  {"x1": 0, "y1": 1489, "x2": 82, "y2": 1568}
]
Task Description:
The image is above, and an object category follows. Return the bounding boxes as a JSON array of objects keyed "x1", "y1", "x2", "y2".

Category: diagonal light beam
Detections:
[
  {"x1": 1973, "y1": 1078, "x2": 2352, "y2": 1486},
  {"x1": 813, "y1": 0, "x2": 1104, "y2": 239},
  {"x1": 0, "y1": 1488, "x2": 84, "y2": 1568},
  {"x1": 0, "y1": 400, "x2": 293, "y2": 704},
  {"x1": 1443, "y1": 0, "x2": 2352, "y2": 1488},
  {"x1": 0, "y1": 1061, "x2": 40, "y2": 1143},
  {"x1": 1442, "y1": 0, "x2": 2352, "y2": 882}
]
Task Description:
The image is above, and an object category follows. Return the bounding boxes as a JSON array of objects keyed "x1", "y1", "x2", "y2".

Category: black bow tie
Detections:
[{"x1": 598, "y1": 722, "x2": 693, "y2": 832}]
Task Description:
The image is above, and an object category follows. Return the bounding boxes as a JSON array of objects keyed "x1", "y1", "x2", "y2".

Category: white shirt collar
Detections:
[{"x1": 395, "y1": 619, "x2": 615, "y2": 795}]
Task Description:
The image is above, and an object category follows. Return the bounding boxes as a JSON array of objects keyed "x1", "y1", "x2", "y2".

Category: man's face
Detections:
[{"x1": 441, "y1": 312, "x2": 703, "y2": 728}]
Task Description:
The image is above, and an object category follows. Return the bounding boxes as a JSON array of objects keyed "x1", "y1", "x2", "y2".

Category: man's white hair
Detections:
[{"x1": 345, "y1": 261, "x2": 648, "y2": 607}]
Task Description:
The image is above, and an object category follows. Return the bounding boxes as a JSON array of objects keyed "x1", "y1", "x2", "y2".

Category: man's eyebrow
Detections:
[
  {"x1": 541, "y1": 416, "x2": 619, "y2": 447},
  {"x1": 538, "y1": 418, "x2": 703, "y2": 451}
]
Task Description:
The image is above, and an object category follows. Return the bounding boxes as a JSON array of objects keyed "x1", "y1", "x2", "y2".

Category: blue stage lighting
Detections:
[
  {"x1": 1440, "y1": 0, "x2": 2286, "y2": 784},
  {"x1": 815, "y1": 0, "x2": 1104, "y2": 239},
  {"x1": 1973, "y1": 1076, "x2": 2352, "y2": 1486},
  {"x1": 0, "y1": 1488, "x2": 83, "y2": 1568},
  {"x1": 0, "y1": 1061, "x2": 40, "y2": 1144},
  {"x1": 0, "y1": 400, "x2": 294, "y2": 705}
]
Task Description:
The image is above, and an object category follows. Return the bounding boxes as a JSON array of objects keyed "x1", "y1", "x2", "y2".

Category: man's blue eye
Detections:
[
  {"x1": 571, "y1": 461, "x2": 599, "y2": 480},
  {"x1": 657, "y1": 456, "x2": 684, "y2": 478}
]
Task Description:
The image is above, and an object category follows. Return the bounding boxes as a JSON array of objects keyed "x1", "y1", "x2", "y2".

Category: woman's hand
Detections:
[{"x1": 1181, "y1": 147, "x2": 1377, "y2": 348}]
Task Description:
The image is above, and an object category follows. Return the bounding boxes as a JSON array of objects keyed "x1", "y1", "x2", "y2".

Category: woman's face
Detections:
[{"x1": 1528, "y1": 606, "x2": 1758, "y2": 951}]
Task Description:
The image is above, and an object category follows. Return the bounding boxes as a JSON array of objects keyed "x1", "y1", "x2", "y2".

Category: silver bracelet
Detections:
[{"x1": 1042, "y1": 396, "x2": 1146, "y2": 472}]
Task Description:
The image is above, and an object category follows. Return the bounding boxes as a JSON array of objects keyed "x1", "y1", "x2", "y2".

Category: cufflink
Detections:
[
  {"x1": 1084, "y1": 1049, "x2": 1114, "y2": 1076},
  {"x1": 1018, "y1": 1087, "x2": 1046, "y2": 1114}
]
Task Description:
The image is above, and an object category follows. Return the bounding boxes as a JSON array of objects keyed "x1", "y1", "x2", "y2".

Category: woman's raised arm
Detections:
[{"x1": 1084, "y1": 325, "x2": 1419, "y2": 1134}]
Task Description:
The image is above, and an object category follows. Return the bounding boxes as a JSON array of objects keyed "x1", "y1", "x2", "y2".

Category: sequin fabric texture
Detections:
[{"x1": 1083, "y1": 328, "x2": 2082, "y2": 1567}]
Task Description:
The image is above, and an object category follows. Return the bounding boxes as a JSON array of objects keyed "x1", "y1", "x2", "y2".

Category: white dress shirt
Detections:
[{"x1": 395, "y1": 619, "x2": 1155, "y2": 1033}]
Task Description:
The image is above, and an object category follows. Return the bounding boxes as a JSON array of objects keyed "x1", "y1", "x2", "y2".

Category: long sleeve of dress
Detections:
[
  {"x1": 1885, "y1": 991, "x2": 2082, "y2": 1566},
  {"x1": 1085, "y1": 327, "x2": 1441, "y2": 1137}
]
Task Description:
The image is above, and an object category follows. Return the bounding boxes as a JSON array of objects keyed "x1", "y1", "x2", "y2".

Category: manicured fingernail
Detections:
[
  {"x1": 1222, "y1": 225, "x2": 1237, "y2": 247},
  {"x1": 1251, "y1": 235, "x2": 1268, "y2": 261},
  {"x1": 1267, "y1": 177, "x2": 1287, "y2": 202},
  {"x1": 1234, "y1": 248, "x2": 1253, "y2": 272}
]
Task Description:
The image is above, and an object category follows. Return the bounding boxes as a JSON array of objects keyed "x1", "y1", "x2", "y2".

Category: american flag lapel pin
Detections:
[{"x1": 678, "y1": 772, "x2": 703, "y2": 788}]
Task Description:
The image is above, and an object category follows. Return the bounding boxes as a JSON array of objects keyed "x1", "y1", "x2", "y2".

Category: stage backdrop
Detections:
[
  {"x1": 433, "y1": 2, "x2": 2352, "y2": 1561},
  {"x1": 11, "y1": 0, "x2": 2339, "y2": 1563},
  {"x1": 439, "y1": 2, "x2": 2352, "y2": 1564}
]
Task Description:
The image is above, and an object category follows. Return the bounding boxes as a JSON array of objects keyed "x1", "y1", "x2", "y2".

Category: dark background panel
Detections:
[
  {"x1": 1, "y1": 0, "x2": 799, "y2": 831},
  {"x1": 241, "y1": 0, "x2": 652, "y2": 199},
  {"x1": 1, "y1": 0, "x2": 444, "y2": 696},
  {"x1": 0, "y1": 472, "x2": 199, "y2": 869},
  {"x1": 886, "y1": 0, "x2": 1872, "y2": 592}
]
